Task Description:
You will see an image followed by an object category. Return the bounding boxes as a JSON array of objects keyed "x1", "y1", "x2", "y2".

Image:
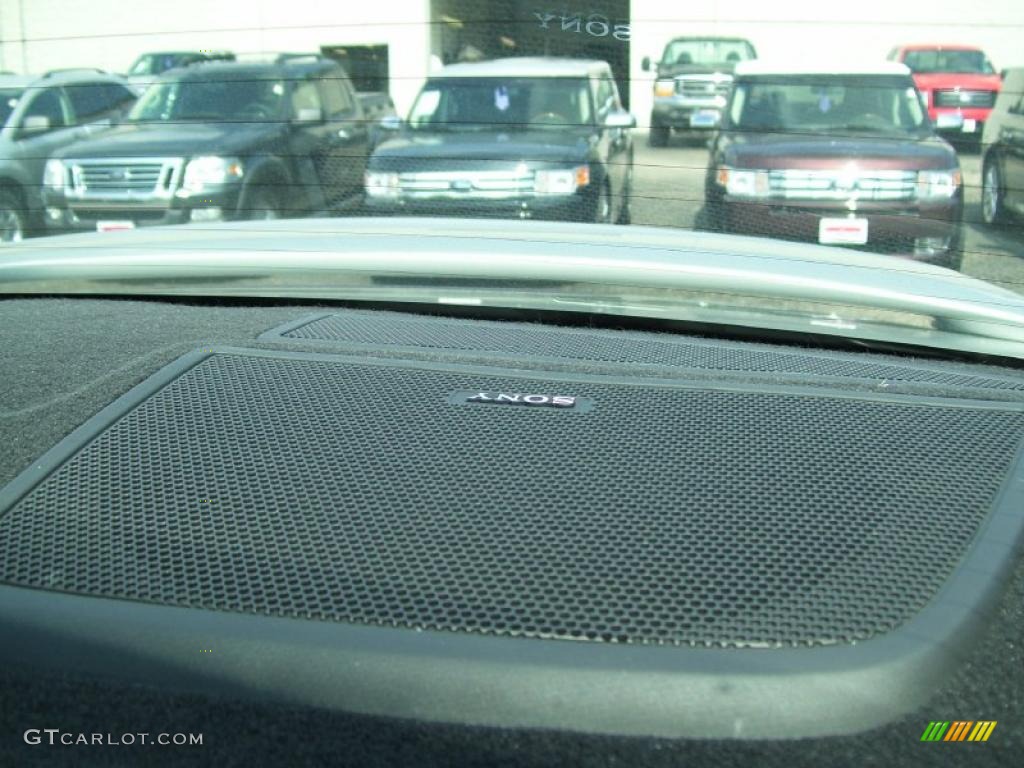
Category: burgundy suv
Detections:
[{"x1": 704, "y1": 62, "x2": 964, "y2": 270}]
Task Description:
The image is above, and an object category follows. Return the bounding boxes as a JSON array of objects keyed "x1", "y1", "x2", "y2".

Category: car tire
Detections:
[
  {"x1": 247, "y1": 188, "x2": 281, "y2": 220},
  {"x1": 0, "y1": 189, "x2": 28, "y2": 244},
  {"x1": 981, "y1": 158, "x2": 1010, "y2": 226},
  {"x1": 696, "y1": 200, "x2": 726, "y2": 233},
  {"x1": 648, "y1": 125, "x2": 669, "y2": 148}
]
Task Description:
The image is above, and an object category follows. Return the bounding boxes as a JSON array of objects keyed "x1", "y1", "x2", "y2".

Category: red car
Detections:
[{"x1": 887, "y1": 45, "x2": 1002, "y2": 144}]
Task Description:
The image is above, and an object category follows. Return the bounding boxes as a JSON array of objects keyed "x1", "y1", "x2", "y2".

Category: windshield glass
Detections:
[
  {"x1": 661, "y1": 39, "x2": 755, "y2": 66},
  {"x1": 127, "y1": 77, "x2": 285, "y2": 121},
  {"x1": 408, "y1": 77, "x2": 593, "y2": 130},
  {"x1": 903, "y1": 49, "x2": 995, "y2": 73},
  {"x1": 729, "y1": 77, "x2": 927, "y2": 135},
  {"x1": 0, "y1": 88, "x2": 23, "y2": 125}
]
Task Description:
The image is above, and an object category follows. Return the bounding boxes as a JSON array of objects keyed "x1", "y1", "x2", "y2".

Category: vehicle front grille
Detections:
[
  {"x1": 933, "y1": 89, "x2": 997, "y2": 109},
  {"x1": 768, "y1": 169, "x2": 918, "y2": 201},
  {"x1": 68, "y1": 158, "x2": 183, "y2": 198},
  {"x1": 398, "y1": 169, "x2": 535, "y2": 200},
  {"x1": 676, "y1": 77, "x2": 732, "y2": 99}
]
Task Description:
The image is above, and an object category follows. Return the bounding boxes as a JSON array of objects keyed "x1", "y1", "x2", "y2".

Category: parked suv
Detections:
[
  {"x1": 0, "y1": 69, "x2": 137, "y2": 244},
  {"x1": 980, "y1": 68, "x2": 1024, "y2": 226},
  {"x1": 642, "y1": 37, "x2": 757, "y2": 147},
  {"x1": 43, "y1": 55, "x2": 372, "y2": 232},
  {"x1": 364, "y1": 58, "x2": 635, "y2": 224},
  {"x1": 704, "y1": 62, "x2": 964, "y2": 269},
  {"x1": 888, "y1": 44, "x2": 1001, "y2": 147}
]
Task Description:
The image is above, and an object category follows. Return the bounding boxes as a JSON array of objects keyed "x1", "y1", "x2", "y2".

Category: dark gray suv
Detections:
[
  {"x1": 981, "y1": 67, "x2": 1024, "y2": 226},
  {"x1": 0, "y1": 69, "x2": 137, "y2": 243}
]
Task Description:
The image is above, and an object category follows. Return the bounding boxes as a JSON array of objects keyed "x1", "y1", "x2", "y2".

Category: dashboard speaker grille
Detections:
[
  {"x1": 0, "y1": 350, "x2": 1022, "y2": 649},
  {"x1": 270, "y1": 311, "x2": 1024, "y2": 392}
]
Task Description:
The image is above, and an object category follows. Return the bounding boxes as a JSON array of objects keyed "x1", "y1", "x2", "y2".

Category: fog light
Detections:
[
  {"x1": 45, "y1": 207, "x2": 62, "y2": 220},
  {"x1": 190, "y1": 207, "x2": 224, "y2": 222},
  {"x1": 914, "y1": 236, "x2": 951, "y2": 256}
]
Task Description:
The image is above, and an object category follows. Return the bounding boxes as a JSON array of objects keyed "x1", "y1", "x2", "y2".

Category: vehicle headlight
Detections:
[
  {"x1": 917, "y1": 169, "x2": 961, "y2": 199},
  {"x1": 365, "y1": 171, "x2": 400, "y2": 198},
  {"x1": 717, "y1": 167, "x2": 769, "y2": 197},
  {"x1": 534, "y1": 166, "x2": 590, "y2": 196},
  {"x1": 182, "y1": 156, "x2": 243, "y2": 193},
  {"x1": 43, "y1": 159, "x2": 66, "y2": 190},
  {"x1": 654, "y1": 80, "x2": 675, "y2": 97}
]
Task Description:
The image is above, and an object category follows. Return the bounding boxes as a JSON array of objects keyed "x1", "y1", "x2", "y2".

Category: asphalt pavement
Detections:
[{"x1": 629, "y1": 132, "x2": 1024, "y2": 297}]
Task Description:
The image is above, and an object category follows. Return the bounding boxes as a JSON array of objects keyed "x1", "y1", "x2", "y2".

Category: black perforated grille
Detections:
[
  {"x1": 277, "y1": 311, "x2": 1024, "y2": 392},
  {"x1": 0, "y1": 351, "x2": 1022, "y2": 649}
]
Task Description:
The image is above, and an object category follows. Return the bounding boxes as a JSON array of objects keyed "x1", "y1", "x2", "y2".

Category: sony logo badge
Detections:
[{"x1": 466, "y1": 392, "x2": 577, "y2": 408}]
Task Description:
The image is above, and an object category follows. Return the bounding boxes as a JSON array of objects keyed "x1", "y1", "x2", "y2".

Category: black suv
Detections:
[
  {"x1": 365, "y1": 58, "x2": 636, "y2": 224},
  {"x1": 981, "y1": 67, "x2": 1024, "y2": 226},
  {"x1": 0, "y1": 69, "x2": 137, "y2": 244},
  {"x1": 43, "y1": 55, "x2": 372, "y2": 232}
]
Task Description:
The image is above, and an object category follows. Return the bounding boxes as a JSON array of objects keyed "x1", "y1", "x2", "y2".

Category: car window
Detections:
[
  {"x1": 902, "y1": 49, "x2": 995, "y2": 74},
  {"x1": 21, "y1": 87, "x2": 67, "y2": 128},
  {"x1": 291, "y1": 79, "x2": 323, "y2": 118},
  {"x1": 129, "y1": 77, "x2": 285, "y2": 121},
  {"x1": 317, "y1": 70, "x2": 354, "y2": 117},
  {"x1": 65, "y1": 81, "x2": 135, "y2": 123}
]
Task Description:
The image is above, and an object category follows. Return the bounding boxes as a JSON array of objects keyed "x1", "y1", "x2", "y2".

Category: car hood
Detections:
[
  {"x1": 52, "y1": 121, "x2": 283, "y2": 160},
  {"x1": 3, "y1": 217, "x2": 1024, "y2": 358},
  {"x1": 719, "y1": 132, "x2": 956, "y2": 170},
  {"x1": 369, "y1": 130, "x2": 594, "y2": 170},
  {"x1": 912, "y1": 72, "x2": 1002, "y2": 91}
]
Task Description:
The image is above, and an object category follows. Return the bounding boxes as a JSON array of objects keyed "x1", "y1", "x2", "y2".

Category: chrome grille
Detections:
[
  {"x1": 67, "y1": 158, "x2": 183, "y2": 199},
  {"x1": 933, "y1": 89, "x2": 996, "y2": 108},
  {"x1": 676, "y1": 77, "x2": 732, "y2": 99},
  {"x1": 768, "y1": 169, "x2": 917, "y2": 201},
  {"x1": 398, "y1": 168, "x2": 535, "y2": 200}
]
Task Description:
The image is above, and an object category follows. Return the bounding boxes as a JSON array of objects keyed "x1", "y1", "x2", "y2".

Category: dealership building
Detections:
[{"x1": 1, "y1": 0, "x2": 1020, "y2": 124}]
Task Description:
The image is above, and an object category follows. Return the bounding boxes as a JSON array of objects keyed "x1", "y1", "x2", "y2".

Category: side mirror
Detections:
[
  {"x1": 21, "y1": 115, "x2": 51, "y2": 135},
  {"x1": 641, "y1": 57, "x2": 651, "y2": 72},
  {"x1": 935, "y1": 113, "x2": 965, "y2": 131},
  {"x1": 1000, "y1": 69, "x2": 1008, "y2": 81},
  {"x1": 378, "y1": 114, "x2": 402, "y2": 131},
  {"x1": 605, "y1": 110, "x2": 637, "y2": 129},
  {"x1": 295, "y1": 106, "x2": 323, "y2": 123}
]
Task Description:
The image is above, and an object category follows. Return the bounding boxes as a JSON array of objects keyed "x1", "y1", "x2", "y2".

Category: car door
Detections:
[
  {"x1": 999, "y1": 72, "x2": 1024, "y2": 214},
  {"x1": 289, "y1": 77, "x2": 343, "y2": 208},
  {"x1": 594, "y1": 72, "x2": 628, "y2": 218},
  {"x1": 316, "y1": 67, "x2": 369, "y2": 201},
  {"x1": 10, "y1": 86, "x2": 82, "y2": 207}
]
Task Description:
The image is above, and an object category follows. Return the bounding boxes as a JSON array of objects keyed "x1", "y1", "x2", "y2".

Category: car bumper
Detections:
[
  {"x1": 42, "y1": 188, "x2": 244, "y2": 233},
  {"x1": 715, "y1": 198, "x2": 962, "y2": 262},
  {"x1": 651, "y1": 101, "x2": 724, "y2": 131},
  {"x1": 928, "y1": 107, "x2": 992, "y2": 137},
  {"x1": 363, "y1": 193, "x2": 595, "y2": 222}
]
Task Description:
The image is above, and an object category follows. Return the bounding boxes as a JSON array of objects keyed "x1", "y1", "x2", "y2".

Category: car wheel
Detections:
[
  {"x1": 248, "y1": 188, "x2": 281, "y2": 220},
  {"x1": 981, "y1": 159, "x2": 1009, "y2": 225},
  {"x1": 617, "y1": 165, "x2": 633, "y2": 225},
  {"x1": 696, "y1": 200, "x2": 726, "y2": 233},
  {"x1": 648, "y1": 125, "x2": 669, "y2": 148},
  {"x1": 594, "y1": 184, "x2": 612, "y2": 224},
  {"x1": 0, "y1": 190, "x2": 27, "y2": 244}
]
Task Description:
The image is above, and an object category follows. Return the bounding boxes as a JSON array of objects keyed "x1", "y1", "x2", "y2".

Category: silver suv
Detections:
[{"x1": 0, "y1": 69, "x2": 137, "y2": 243}]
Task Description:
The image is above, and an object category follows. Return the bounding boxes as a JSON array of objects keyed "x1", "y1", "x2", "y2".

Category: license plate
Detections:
[
  {"x1": 96, "y1": 221, "x2": 135, "y2": 232},
  {"x1": 963, "y1": 119, "x2": 977, "y2": 133},
  {"x1": 819, "y1": 217, "x2": 868, "y2": 245},
  {"x1": 690, "y1": 110, "x2": 719, "y2": 128}
]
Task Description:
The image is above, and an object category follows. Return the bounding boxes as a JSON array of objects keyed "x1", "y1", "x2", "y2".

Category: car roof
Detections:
[
  {"x1": 664, "y1": 37, "x2": 753, "y2": 43},
  {"x1": 172, "y1": 59, "x2": 336, "y2": 80},
  {"x1": 435, "y1": 57, "x2": 609, "y2": 79},
  {"x1": 734, "y1": 61, "x2": 912, "y2": 77},
  {"x1": 896, "y1": 44, "x2": 984, "y2": 52},
  {"x1": 0, "y1": 70, "x2": 131, "y2": 88}
]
